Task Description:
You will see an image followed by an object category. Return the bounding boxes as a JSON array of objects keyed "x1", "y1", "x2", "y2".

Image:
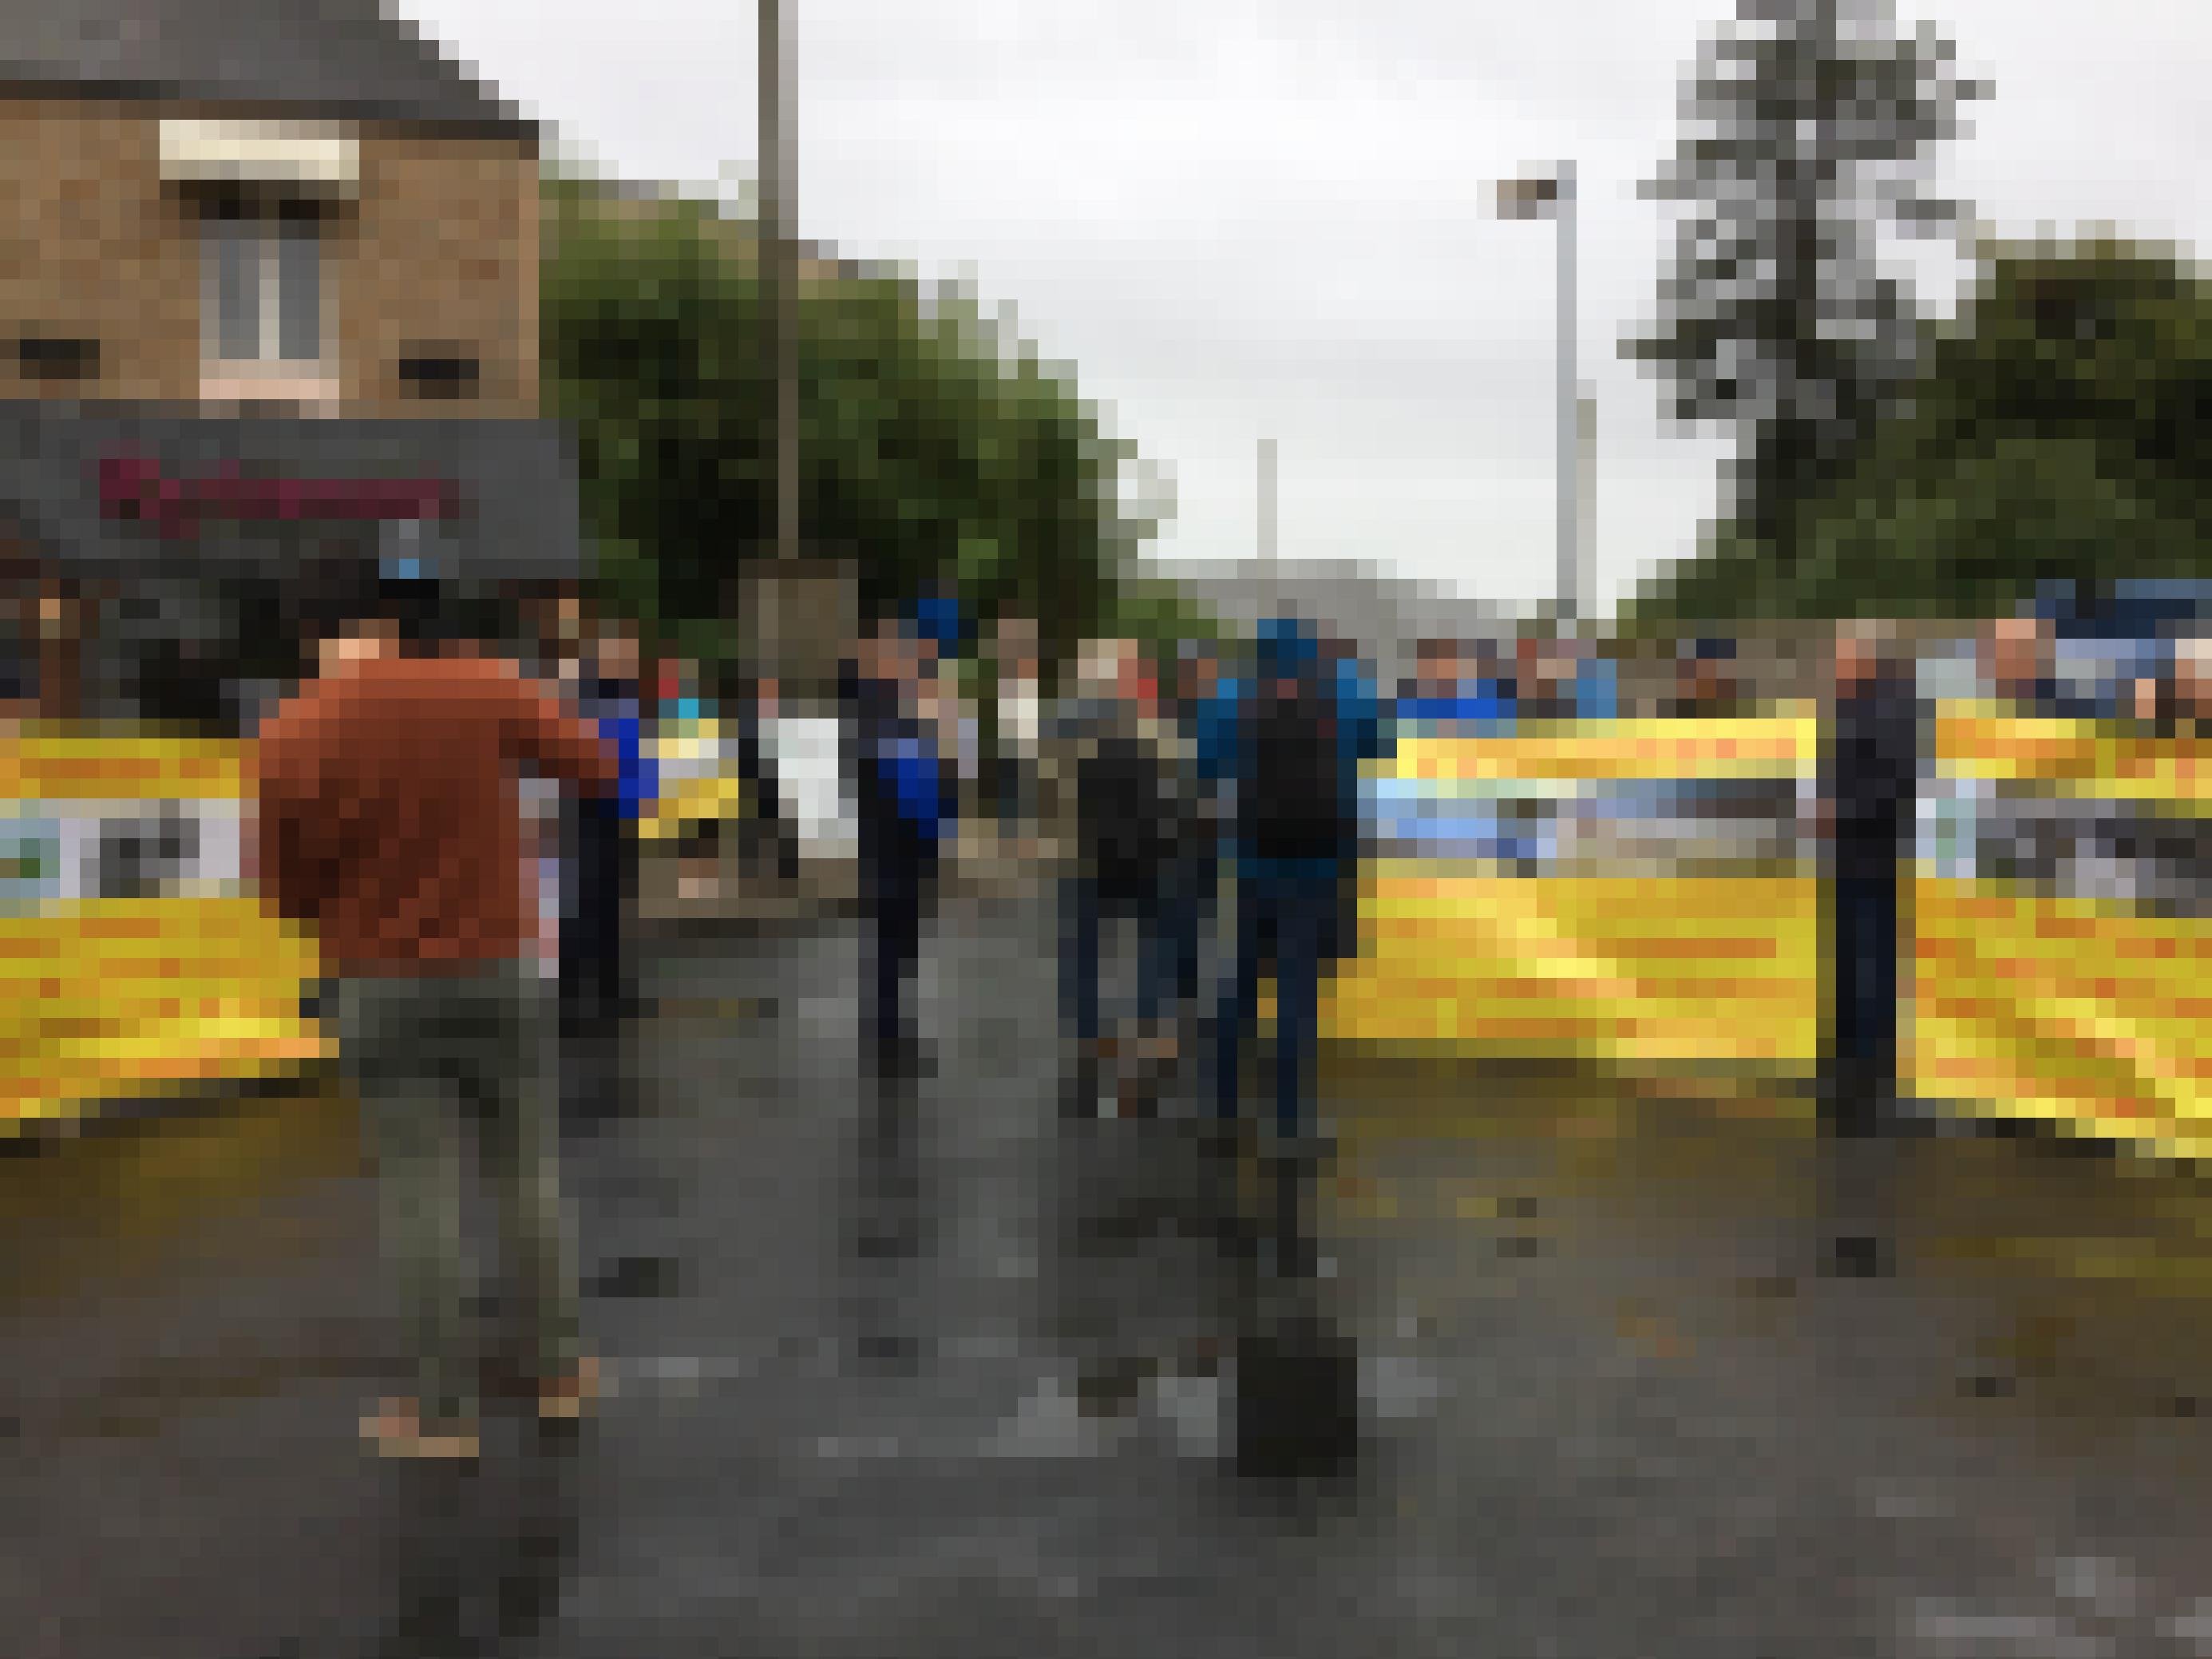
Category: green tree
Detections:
[
  {"x1": 540, "y1": 174, "x2": 1164, "y2": 671},
  {"x1": 1628, "y1": 0, "x2": 1985, "y2": 573},
  {"x1": 1628, "y1": 236, "x2": 2212, "y2": 623}
]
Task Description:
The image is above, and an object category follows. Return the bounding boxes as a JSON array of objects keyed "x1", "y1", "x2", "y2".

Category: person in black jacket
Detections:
[
  {"x1": 1051, "y1": 638, "x2": 1192, "y2": 1115},
  {"x1": 1822, "y1": 622, "x2": 1921, "y2": 1135},
  {"x1": 1816, "y1": 623, "x2": 1923, "y2": 1281}
]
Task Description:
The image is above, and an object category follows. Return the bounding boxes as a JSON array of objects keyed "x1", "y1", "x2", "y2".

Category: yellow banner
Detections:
[
  {"x1": 638, "y1": 774, "x2": 747, "y2": 841},
  {"x1": 1935, "y1": 704, "x2": 2212, "y2": 803},
  {"x1": 0, "y1": 897, "x2": 330, "y2": 1131},
  {"x1": 1323, "y1": 864, "x2": 1822, "y2": 1067},
  {"x1": 1909, "y1": 877, "x2": 2212, "y2": 1161},
  {"x1": 1391, "y1": 718, "x2": 1814, "y2": 783},
  {"x1": 0, "y1": 724, "x2": 243, "y2": 802},
  {"x1": 1915, "y1": 705, "x2": 2212, "y2": 1156},
  {"x1": 0, "y1": 729, "x2": 326, "y2": 1131}
]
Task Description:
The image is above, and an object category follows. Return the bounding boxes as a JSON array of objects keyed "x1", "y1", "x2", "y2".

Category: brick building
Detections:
[{"x1": 0, "y1": 0, "x2": 582, "y2": 727}]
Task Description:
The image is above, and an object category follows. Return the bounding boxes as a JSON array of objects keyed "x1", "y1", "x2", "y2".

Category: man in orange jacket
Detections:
[{"x1": 252, "y1": 570, "x2": 618, "y2": 1459}]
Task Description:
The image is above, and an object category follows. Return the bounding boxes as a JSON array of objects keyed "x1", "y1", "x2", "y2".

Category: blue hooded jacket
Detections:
[{"x1": 1199, "y1": 616, "x2": 1391, "y2": 879}]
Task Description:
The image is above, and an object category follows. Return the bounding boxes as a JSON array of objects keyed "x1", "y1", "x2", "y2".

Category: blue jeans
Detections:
[
  {"x1": 1061, "y1": 876, "x2": 1177, "y2": 1048},
  {"x1": 1216, "y1": 866, "x2": 1340, "y2": 1140}
]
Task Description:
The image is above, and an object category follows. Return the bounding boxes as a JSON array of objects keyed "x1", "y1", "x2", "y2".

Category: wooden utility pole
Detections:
[
  {"x1": 1554, "y1": 160, "x2": 1578, "y2": 628},
  {"x1": 760, "y1": 0, "x2": 799, "y2": 569}
]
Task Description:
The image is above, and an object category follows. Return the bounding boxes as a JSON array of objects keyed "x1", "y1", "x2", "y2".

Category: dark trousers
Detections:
[
  {"x1": 1828, "y1": 867, "x2": 1900, "y2": 1133},
  {"x1": 868, "y1": 847, "x2": 935, "y2": 1062},
  {"x1": 1061, "y1": 874, "x2": 1177, "y2": 1049},
  {"x1": 736, "y1": 725, "x2": 801, "y2": 880},
  {"x1": 1168, "y1": 850, "x2": 1219, "y2": 1011},
  {"x1": 562, "y1": 806, "x2": 633, "y2": 1020},
  {"x1": 1217, "y1": 868, "x2": 1339, "y2": 1140}
]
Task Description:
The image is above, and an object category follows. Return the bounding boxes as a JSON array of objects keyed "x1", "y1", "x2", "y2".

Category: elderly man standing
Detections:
[
  {"x1": 1816, "y1": 620, "x2": 1922, "y2": 1277},
  {"x1": 1822, "y1": 622, "x2": 1921, "y2": 1129},
  {"x1": 253, "y1": 570, "x2": 617, "y2": 1459}
]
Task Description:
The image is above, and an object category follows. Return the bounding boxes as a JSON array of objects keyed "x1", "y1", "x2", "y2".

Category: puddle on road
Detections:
[{"x1": 1316, "y1": 1051, "x2": 2212, "y2": 1443}]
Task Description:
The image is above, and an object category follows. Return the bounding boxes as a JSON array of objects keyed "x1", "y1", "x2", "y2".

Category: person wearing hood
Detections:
[{"x1": 1201, "y1": 616, "x2": 1391, "y2": 1158}]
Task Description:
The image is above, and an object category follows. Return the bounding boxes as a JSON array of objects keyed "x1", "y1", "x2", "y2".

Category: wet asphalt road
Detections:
[{"x1": 9, "y1": 885, "x2": 2212, "y2": 1657}]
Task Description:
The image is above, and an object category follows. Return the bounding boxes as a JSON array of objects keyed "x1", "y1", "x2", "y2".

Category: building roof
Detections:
[
  {"x1": 1157, "y1": 558, "x2": 1513, "y2": 687},
  {"x1": 0, "y1": 1, "x2": 528, "y2": 133}
]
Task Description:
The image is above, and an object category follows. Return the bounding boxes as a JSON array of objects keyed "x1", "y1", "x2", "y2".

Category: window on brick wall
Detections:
[{"x1": 200, "y1": 208, "x2": 327, "y2": 371}]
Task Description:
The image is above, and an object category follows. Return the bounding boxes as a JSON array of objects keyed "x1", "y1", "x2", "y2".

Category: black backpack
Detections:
[
  {"x1": 1246, "y1": 673, "x2": 1352, "y2": 860},
  {"x1": 1078, "y1": 723, "x2": 1186, "y2": 896}
]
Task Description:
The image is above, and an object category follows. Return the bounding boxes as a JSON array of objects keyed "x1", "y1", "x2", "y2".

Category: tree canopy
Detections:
[
  {"x1": 540, "y1": 175, "x2": 1168, "y2": 670},
  {"x1": 1628, "y1": 236, "x2": 2212, "y2": 624},
  {"x1": 1627, "y1": 0, "x2": 1984, "y2": 571}
]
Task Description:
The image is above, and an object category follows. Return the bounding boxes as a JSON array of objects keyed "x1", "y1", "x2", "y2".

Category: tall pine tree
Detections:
[{"x1": 1629, "y1": 0, "x2": 1985, "y2": 584}]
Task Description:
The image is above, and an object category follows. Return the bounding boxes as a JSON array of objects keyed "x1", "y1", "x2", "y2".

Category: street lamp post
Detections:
[{"x1": 1497, "y1": 160, "x2": 1580, "y2": 628}]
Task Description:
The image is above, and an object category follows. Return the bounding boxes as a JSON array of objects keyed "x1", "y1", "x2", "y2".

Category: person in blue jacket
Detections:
[
  {"x1": 846, "y1": 615, "x2": 960, "y2": 1078},
  {"x1": 1201, "y1": 616, "x2": 1393, "y2": 1153},
  {"x1": 562, "y1": 622, "x2": 659, "y2": 1035}
]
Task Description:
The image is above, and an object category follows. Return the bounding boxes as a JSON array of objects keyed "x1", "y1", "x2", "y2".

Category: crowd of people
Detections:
[
  {"x1": 842, "y1": 610, "x2": 1387, "y2": 1157},
  {"x1": 237, "y1": 562, "x2": 2212, "y2": 1459}
]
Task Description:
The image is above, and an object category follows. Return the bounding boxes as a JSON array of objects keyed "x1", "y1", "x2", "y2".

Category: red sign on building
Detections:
[{"x1": 98, "y1": 453, "x2": 458, "y2": 538}]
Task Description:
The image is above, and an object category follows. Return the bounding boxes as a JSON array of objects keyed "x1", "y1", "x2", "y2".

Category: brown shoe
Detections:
[
  {"x1": 360, "y1": 1397, "x2": 480, "y2": 1461},
  {"x1": 537, "y1": 1356, "x2": 603, "y2": 1423}
]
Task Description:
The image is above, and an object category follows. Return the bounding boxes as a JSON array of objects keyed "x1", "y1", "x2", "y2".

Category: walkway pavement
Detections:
[{"x1": 9, "y1": 891, "x2": 2212, "y2": 1657}]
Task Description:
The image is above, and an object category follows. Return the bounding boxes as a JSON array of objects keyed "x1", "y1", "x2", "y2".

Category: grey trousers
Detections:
[{"x1": 334, "y1": 960, "x2": 581, "y2": 1427}]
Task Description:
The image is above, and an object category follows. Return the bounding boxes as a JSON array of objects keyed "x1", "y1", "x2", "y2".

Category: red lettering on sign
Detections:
[{"x1": 97, "y1": 453, "x2": 457, "y2": 536}]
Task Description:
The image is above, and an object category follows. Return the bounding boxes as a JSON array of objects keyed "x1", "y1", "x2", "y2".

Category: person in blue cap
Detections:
[{"x1": 1201, "y1": 616, "x2": 1391, "y2": 1166}]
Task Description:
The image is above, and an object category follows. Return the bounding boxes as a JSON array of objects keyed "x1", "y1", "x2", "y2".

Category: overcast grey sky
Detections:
[{"x1": 414, "y1": 0, "x2": 2212, "y2": 612}]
